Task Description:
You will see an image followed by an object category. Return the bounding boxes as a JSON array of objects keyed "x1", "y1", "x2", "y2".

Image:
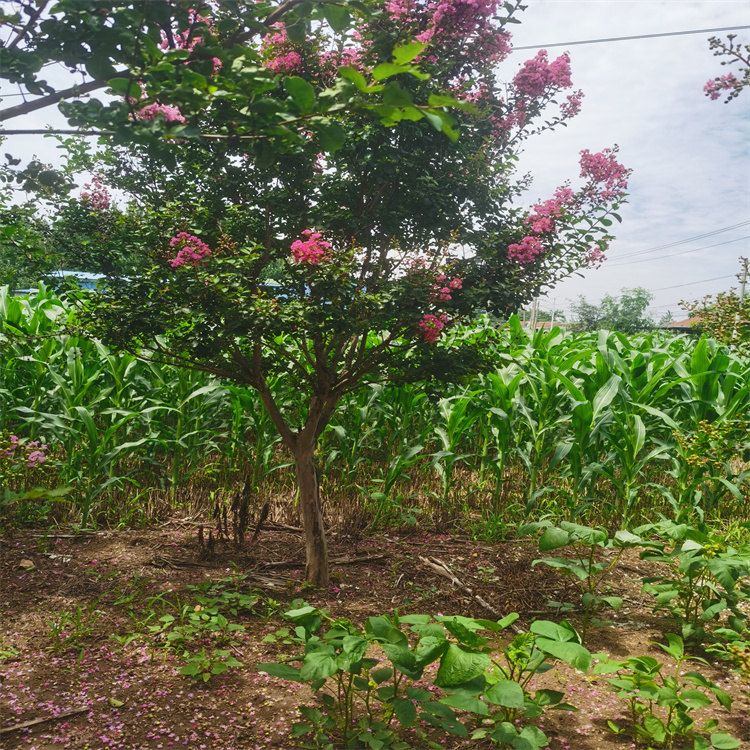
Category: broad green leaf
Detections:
[
  {"x1": 392, "y1": 697, "x2": 417, "y2": 726},
  {"x1": 322, "y1": 5, "x2": 350, "y2": 31},
  {"x1": 338, "y1": 65, "x2": 368, "y2": 91},
  {"x1": 439, "y1": 693, "x2": 489, "y2": 714},
  {"x1": 392, "y1": 42, "x2": 427, "y2": 64},
  {"x1": 435, "y1": 644, "x2": 491, "y2": 687},
  {"x1": 709, "y1": 732, "x2": 742, "y2": 748},
  {"x1": 538, "y1": 526, "x2": 571, "y2": 551},
  {"x1": 284, "y1": 76, "x2": 316, "y2": 114},
  {"x1": 535, "y1": 639, "x2": 591, "y2": 672},
  {"x1": 483, "y1": 679, "x2": 525, "y2": 708},
  {"x1": 373, "y1": 62, "x2": 409, "y2": 80},
  {"x1": 300, "y1": 650, "x2": 338, "y2": 681}
]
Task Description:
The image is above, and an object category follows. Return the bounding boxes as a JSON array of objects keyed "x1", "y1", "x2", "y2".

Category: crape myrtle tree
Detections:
[
  {"x1": 2, "y1": 0, "x2": 630, "y2": 585},
  {"x1": 704, "y1": 34, "x2": 750, "y2": 102}
]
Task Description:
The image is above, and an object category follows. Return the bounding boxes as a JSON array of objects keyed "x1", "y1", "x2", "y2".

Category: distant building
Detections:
[
  {"x1": 12, "y1": 270, "x2": 107, "y2": 297},
  {"x1": 660, "y1": 316, "x2": 702, "y2": 334}
]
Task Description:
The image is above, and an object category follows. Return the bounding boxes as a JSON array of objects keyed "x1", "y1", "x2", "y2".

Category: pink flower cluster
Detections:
[
  {"x1": 507, "y1": 235, "x2": 544, "y2": 264},
  {"x1": 586, "y1": 245, "x2": 608, "y2": 267},
  {"x1": 704, "y1": 73, "x2": 739, "y2": 100},
  {"x1": 579, "y1": 147, "x2": 630, "y2": 200},
  {"x1": 262, "y1": 24, "x2": 304, "y2": 75},
  {"x1": 513, "y1": 50, "x2": 572, "y2": 98},
  {"x1": 0, "y1": 436, "x2": 48, "y2": 468},
  {"x1": 169, "y1": 233, "x2": 212, "y2": 268},
  {"x1": 134, "y1": 103, "x2": 187, "y2": 124},
  {"x1": 433, "y1": 274, "x2": 463, "y2": 301},
  {"x1": 560, "y1": 90, "x2": 584, "y2": 118},
  {"x1": 291, "y1": 230, "x2": 332, "y2": 265},
  {"x1": 386, "y1": 0, "x2": 511, "y2": 63},
  {"x1": 524, "y1": 186, "x2": 574, "y2": 235},
  {"x1": 418, "y1": 313, "x2": 448, "y2": 343},
  {"x1": 158, "y1": 8, "x2": 222, "y2": 72},
  {"x1": 80, "y1": 175, "x2": 110, "y2": 210}
]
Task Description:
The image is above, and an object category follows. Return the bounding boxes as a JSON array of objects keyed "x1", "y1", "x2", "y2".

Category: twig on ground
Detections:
[
  {"x1": 0, "y1": 707, "x2": 90, "y2": 735},
  {"x1": 418, "y1": 555, "x2": 523, "y2": 633}
]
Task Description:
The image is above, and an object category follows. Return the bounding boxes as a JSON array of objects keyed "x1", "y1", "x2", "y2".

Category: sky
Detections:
[
  {"x1": 2, "y1": 0, "x2": 749, "y2": 322},
  {"x1": 495, "y1": 0, "x2": 750, "y2": 322}
]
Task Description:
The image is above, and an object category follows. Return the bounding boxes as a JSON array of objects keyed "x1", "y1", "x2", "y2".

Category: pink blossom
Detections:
[
  {"x1": 134, "y1": 103, "x2": 186, "y2": 124},
  {"x1": 169, "y1": 233, "x2": 212, "y2": 268},
  {"x1": 507, "y1": 235, "x2": 544, "y2": 264},
  {"x1": 418, "y1": 313, "x2": 448, "y2": 343},
  {"x1": 290, "y1": 230, "x2": 332, "y2": 265},
  {"x1": 561, "y1": 90, "x2": 584, "y2": 118},
  {"x1": 704, "y1": 73, "x2": 739, "y2": 100},
  {"x1": 80, "y1": 175, "x2": 110, "y2": 210},
  {"x1": 27, "y1": 450, "x2": 47, "y2": 468},
  {"x1": 586, "y1": 246, "x2": 608, "y2": 267},
  {"x1": 266, "y1": 50, "x2": 303, "y2": 75},
  {"x1": 579, "y1": 147, "x2": 630, "y2": 200},
  {"x1": 513, "y1": 50, "x2": 572, "y2": 98}
]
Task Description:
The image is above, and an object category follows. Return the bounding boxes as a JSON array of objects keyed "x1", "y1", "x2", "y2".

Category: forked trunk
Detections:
[{"x1": 293, "y1": 441, "x2": 329, "y2": 587}]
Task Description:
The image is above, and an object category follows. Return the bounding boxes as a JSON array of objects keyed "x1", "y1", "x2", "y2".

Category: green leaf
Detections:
[
  {"x1": 535, "y1": 639, "x2": 592, "y2": 672},
  {"x1": 539, "y1": 527, "x2": 571, "y2": 551},
  {"x1": 709, "y1": 732, "x2": 742, "y2": 749},
  {"x1": 257, "y1": 663, "x2": 302, "y2": 681},
  {"x1": 311, "y1": 118, "x2": 345, "y2": 152},
  {"x1": 440, "y1": 693, "x2": 488, "y2": 715},
  {"x1": 392, "y1": 42, "x2": 427, "y2": 64},
  {"x1": 322, "y1": 5, "x2": 350, "y2": 31},
  {"x1": 435, "y1": 644, "x2": 491, "y2": 687},
  {"x1": 483, "y1": 679, "x2": 525, "y2": 708},
  {"x1": 392, "y1": 697, "x2": 417, "y2": 726},
  {"x1": 338, "y1": 65, "x2": 368, "y2": 92},
  {"x1": 284, "y1": 76, "x2": 316, "y2": 114},
  {"x1": 371, "y1": 667, "x2": 393, "y2": 684},
  {"x1": 372, "y1": 63, "x2": 409, "y2": 80},
  {"x1": 300, "y1": 651, "x2": 339, "y2": 681},
  {"x1": 382, "y1": 82, "x2": 413, "y2": 107}
]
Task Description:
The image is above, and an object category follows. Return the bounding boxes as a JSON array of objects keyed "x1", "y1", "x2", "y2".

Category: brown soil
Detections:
[{"x1": 1, "y1": 524, "x2": 748, "y2": 749}]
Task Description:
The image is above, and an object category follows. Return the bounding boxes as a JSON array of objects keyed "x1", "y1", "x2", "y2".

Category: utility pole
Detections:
[
  {"x1": 529, "y1": 298, "x2": 539, "y2": 332},
  {"x1": 550, "y1": 298, "x2": 556, "y2": 328},
  {"x1": 732, "y1": 256, "x2": 748, "y2": 344}
]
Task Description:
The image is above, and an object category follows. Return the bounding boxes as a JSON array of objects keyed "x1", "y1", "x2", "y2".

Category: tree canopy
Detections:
[
  {"x1": 570, "y1": 288, "x2": 653, "y2": 334},
  {"x1": 1, "y1": 0, "x2": 630, "y2": 585}
]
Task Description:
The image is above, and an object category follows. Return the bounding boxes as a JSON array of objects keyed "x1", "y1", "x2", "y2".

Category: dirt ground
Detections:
[{"x1": 1, "y1": 522, "x2": 749, "y2": 750}]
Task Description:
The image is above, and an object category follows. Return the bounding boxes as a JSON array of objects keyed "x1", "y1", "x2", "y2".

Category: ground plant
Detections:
[
  {"x1": 593, "y1": 634, "x2": 740, "y2": 749},
  {"x1": 520, "y1": 519, "x2": 644, "y2": 640},
  {"x1": 259, "y1": 605, "x2": 590, "y2": 750},
  {"x1": 637, "y1": 520, "x2": 750, "y2": 642}
]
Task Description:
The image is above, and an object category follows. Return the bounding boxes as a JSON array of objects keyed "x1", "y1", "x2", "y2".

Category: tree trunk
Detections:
[{"x1": 293, "y1": 440, "x2": 329, "y2": 587}]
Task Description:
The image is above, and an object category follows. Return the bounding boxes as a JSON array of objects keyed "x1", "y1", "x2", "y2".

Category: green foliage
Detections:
[
  {"x1": 259, "y1": 605, "x2": 592, "y2": 749},
  {"x1": 593, "y1": 634, "x2": 740, "y2": 749},
  {"x1": 180, "y1": 648, "x2": 243, "y2": 683},
  {"x1": 570, "y1": 287, "x2": 655, "y2": 334},
  {"x1": 520, "y1": 519, "x2": 643, "y2": 640},
  {"x1": 636, "y1": 520, "x2": 750, "y2": 642}
]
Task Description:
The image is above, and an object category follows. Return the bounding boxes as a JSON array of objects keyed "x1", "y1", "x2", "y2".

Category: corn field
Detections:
[{"x1": 2, "y1": 285, "x2": 749, "y2": 535}]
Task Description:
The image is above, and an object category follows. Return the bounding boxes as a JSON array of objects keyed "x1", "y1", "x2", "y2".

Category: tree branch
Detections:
[{"x1": 0, "y1": 79, "x2": 108, "y2": 122}]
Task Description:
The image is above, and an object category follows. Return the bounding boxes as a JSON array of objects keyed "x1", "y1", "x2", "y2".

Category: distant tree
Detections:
[
  {"x1": 520, "y1": 307, "x2": 566, "y2": 323},
  {"x1": 704, "y1": 34, "x2": 750, "y2": 102},
  {"x1": 682, "y1": 262, "x2": 750, "y2": 351},
  {"x1": 570, "y1": 287, "x2": 654, "y2": 333}
]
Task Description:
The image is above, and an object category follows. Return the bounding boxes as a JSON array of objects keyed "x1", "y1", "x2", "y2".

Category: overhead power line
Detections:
[
  {"x1": 608, "y1": 235, "x2": 750, "y2": 267},
  {"x1": 513, "y1": 25, "x2": 750, "y2": 51},
  {"x1": 650, "y1": 274, "x2": 736, "y2": 292},
  {"x1": 612, "y1": 221, "x2": 750, "y2": 260}
]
